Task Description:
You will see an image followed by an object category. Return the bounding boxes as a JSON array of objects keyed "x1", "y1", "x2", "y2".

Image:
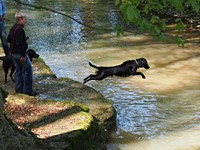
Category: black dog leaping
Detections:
[{"x1": 83, "y1": 58, "x2": 150, "y2": 84}]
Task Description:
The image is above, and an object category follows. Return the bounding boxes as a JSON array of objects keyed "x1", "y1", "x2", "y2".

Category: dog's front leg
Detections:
[{"x1": 133, "y1": 72, "x2": 146, "y2": 79}]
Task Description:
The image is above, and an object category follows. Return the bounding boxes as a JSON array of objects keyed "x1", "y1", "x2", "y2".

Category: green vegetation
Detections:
[{"x1": 115, "y1": 0, "x2": 199, "y2": 46}]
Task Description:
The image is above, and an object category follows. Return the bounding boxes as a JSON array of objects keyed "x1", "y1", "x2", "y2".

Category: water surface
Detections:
[{"x1": 6, "y1": 0, "x2": 200, "y2": 149}]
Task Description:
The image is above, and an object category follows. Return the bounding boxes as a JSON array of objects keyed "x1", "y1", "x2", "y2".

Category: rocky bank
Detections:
[{"x1": 0, "y1": 49, "x2": 116, "y2": 150}]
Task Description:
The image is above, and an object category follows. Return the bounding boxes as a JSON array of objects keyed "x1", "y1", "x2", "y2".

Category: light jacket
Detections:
[{"x1": 0, "y1": 0, "x2": 6, "y2": 17}]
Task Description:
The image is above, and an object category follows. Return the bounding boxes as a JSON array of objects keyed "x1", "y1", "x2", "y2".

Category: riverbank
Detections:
[{"x1": 0, "y1": 49, "x2": 116, "y2": 149}]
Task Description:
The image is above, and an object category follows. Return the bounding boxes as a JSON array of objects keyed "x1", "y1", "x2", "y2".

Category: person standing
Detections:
[
  {"x1": 0, "y1": 0, "x2": 10, "y2": 56},
  {"x1": 7, "y1": 12, "x2": 37, "y2": 96}
]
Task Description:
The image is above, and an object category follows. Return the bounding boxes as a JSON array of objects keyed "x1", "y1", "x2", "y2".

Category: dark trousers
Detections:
[{"x1": 12, "y1": 54, "x2": 33, "y2": 93}]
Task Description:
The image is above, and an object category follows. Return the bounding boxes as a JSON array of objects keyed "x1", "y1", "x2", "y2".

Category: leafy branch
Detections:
[{"x1": 115, "y1": 0, "x2": 199, "y2": 46}]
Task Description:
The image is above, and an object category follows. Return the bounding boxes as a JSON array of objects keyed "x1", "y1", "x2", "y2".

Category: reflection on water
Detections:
[
  {"x1": 6, "y1": 0, "x2": 200, "y2": 149},
  {"x1": 109, "y1": 125, "x2": 200, "y2": 150}
]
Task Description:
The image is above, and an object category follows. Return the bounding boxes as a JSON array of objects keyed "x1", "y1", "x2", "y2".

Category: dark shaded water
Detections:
[{"x1": 5, "y1": 0, "x2": 200, "y2": 149}]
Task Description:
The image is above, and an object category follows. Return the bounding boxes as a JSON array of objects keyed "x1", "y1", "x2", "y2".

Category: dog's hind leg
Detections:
[
  {"x1": 3, "y1": 66, "x2": 8, "y2": 83},
  {"x1": 10, "y1": 65, "x2": 15, "y2": 82},
  {"x1": 83, "y1": 75, "x2": 93, "y2": 84},
  {"x1": 83, "y1": 73, "x2": 107, "y2": 84},
  {"x1": 5, "y1": 73, "x2": 8, "y2": 83},
  {"x1": 83, "y1": 75, "x2": 90, "y2": 82}
]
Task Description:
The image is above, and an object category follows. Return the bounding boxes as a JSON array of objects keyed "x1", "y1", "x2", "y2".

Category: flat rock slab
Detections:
[{"x1": 1, "y1": 49, "x2": 116, "y2": 149}]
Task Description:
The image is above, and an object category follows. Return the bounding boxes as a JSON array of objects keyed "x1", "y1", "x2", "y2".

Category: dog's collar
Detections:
[{"x1": 135, "y1": 60, "x2": 140, "y2": 68}]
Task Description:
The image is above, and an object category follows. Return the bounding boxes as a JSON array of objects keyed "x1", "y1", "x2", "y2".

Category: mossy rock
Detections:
[{"x1": 1, "y1": 49, "x2": 116, "y2": 150}]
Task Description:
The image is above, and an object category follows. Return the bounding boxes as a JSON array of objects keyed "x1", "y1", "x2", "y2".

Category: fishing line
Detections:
[
  {"x1": 7, "y1": 0, "x2": 147, "y2": 36},
  {"x1": 6, "y1": 1, "x2": 187, "y2": 45},
  {"x1": 11, "y1": 0, "x2": 113, "y2": 32}
]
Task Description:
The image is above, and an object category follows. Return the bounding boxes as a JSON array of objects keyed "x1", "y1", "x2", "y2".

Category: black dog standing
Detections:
[
  {"x1": 0, "y1": 49, "x2": 39, "y2": 83},
  {"x1": 83, "y1": 58, "x2": 150, "y2": 84}
]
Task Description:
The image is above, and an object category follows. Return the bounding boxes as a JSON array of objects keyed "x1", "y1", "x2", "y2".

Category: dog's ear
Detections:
[
  {"x1": 136, "y1": 58, "x2": 141, "y2": 63},
  {"x1": 27, "y1": 49, "x2": 34, "y2": 52},
  {"x1": 137, "y1": 58, "x2": 147, "y2": 63}
]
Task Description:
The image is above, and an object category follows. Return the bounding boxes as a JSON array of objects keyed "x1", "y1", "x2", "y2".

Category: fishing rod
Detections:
[
  {"x1": 7, "y1": 0, "x2": 142, "y2": 36},
  {"x1": 12, "y1": 0, "x2": 113, "y2": 32}
]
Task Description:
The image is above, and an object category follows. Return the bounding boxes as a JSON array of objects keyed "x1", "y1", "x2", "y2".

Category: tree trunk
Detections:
[{"x1": 0, "y1": 87, "x2": 41, "y2": 150}]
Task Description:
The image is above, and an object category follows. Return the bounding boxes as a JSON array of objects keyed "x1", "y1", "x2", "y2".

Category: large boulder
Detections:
[{"x1": 1, "y1": 52, "x2": 116, "y2": 149}]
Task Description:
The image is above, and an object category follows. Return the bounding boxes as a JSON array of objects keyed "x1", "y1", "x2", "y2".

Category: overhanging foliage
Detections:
[{"x1": 115, "y1": 0, "x2": 200, "y2": 46}]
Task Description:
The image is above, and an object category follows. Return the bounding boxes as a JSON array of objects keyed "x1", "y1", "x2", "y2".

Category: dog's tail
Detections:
[
  {"x1": 0, "y1": 56, "x2": 5, "y2": 61},
  {"x1": 89, "y1": 62, "x2": 100, "y2": 69}
]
